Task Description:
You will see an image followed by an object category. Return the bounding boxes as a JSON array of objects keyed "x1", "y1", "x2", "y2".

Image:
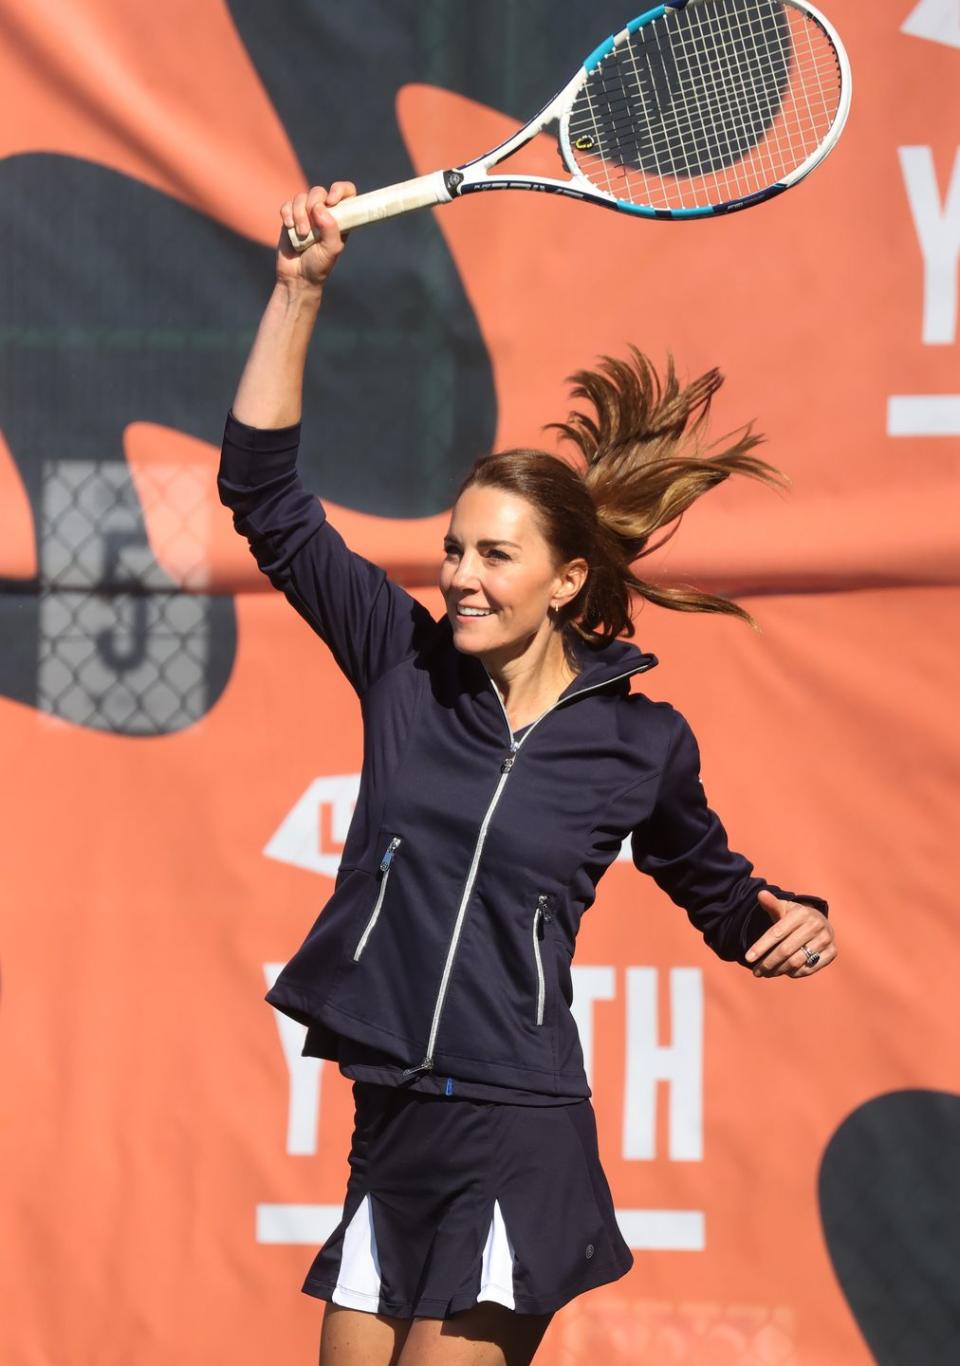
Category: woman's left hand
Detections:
[{"x1": 745, "y1": 890, "x2": 836, "y2": 978}]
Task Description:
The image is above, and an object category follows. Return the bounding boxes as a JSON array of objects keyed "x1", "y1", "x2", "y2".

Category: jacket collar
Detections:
[
  {"x1": 440, "y1": 613, "x2": 658, "y2": 700},
  {"x1": 558, "y1": 631, "x2": 658, "y2": 701}
]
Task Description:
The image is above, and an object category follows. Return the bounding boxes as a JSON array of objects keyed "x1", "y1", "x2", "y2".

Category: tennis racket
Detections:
[{"x1": 288, "y1": 0, "x2": 850, "y2": 250}]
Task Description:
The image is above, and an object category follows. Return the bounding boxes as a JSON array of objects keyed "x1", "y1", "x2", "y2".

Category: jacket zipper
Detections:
[
  {"x1": 532, "y1": 895, "x2": 551, "y2": 1027},
  {"x1": 399, "y1": 661, "x2": 651, "y2": 1081},
  {"x1": 353, "y1": 836, "x2": 402, "y2": 961}
]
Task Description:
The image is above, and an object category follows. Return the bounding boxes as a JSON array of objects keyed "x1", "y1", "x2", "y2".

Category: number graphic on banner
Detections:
[{"x1": 97, "y1": 530, "x2": 149, "y2": 671}]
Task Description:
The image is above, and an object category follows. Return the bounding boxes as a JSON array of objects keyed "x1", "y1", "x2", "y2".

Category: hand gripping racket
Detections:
[{"x1": 289, "y1": 0, "x2": 850, "y2": 250}]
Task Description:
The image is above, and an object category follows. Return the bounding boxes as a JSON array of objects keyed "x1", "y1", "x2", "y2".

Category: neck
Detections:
[{"x1": 482, "y1": 627, "x2": 579, "y2": 719}]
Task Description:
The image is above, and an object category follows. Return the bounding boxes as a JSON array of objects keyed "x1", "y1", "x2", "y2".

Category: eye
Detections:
[
  {"x1": 442, "y1": 541, "x2": 460, "y2": 558},
  {"x1": 485, "y1": 548, "x2": 510, "y2": 562}
]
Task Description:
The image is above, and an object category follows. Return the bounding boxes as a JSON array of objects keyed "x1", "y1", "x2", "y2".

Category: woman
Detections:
[{"x1": 218, "y1": 183, "x2": 836, "y2": 1366}]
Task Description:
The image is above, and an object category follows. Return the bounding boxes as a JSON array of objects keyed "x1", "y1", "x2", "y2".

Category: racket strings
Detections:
[
  {"x1": 581, "y1": 5, "x2": 836, "y2": 203},
  {"x1": 657, "y1": 11, "x2": 772, "y2": 201},
  {"x1": 574, "y1": 8, "x2": 796, "y2": 173},
  {"x1": 567, "y1": 0, "x2": 843, "y2": 212},
  {"x1": 574, "y1": 21, "x2": 789, "y2": 181}
]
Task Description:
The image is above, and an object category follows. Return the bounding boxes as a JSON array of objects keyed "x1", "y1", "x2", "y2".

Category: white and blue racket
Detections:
[{"x1": 289, "y1": 0, "x2": 851, "y2": 248}]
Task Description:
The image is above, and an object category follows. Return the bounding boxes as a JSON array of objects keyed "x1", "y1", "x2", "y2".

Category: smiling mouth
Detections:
[{"x1": 455, "y1": 605, "x2": 494, "y2": 618}]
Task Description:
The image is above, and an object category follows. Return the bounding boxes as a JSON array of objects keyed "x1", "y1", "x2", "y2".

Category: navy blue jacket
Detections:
[{"x1": 218, "y1": 412, "x2": 828, "y2": 1099}]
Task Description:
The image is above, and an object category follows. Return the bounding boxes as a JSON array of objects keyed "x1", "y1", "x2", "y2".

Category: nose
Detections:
[{"x1": 450, "y1": 552, "x2": 480, "y2": 590}]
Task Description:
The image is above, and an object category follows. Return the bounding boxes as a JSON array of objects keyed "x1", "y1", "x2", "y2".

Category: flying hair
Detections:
[{"x1": 458, "y1": 347, "x2": 788, "y2": 656}]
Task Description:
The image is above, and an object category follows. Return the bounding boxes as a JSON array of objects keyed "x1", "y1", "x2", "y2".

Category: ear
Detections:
[{"x1": 552, "y1": 557, "x2": 589, "y2": 610}]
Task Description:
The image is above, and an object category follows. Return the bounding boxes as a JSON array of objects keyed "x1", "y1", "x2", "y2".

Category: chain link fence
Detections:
[{"x1": 36, "y1": 459, "x2": 214, "y2": 733}]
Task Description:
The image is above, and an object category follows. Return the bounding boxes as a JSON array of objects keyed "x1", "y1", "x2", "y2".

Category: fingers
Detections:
[
  {"x1": 768, "y1": 939, "x2": 837, "y2": 978},
  {"x1": 783, "y1": 945, "x2": 837, "y2": 977},
  {"x1": 746, "y1": 900, "x2": 816, "y2": 965},
  {"x1": 756, "y1": 889, "x2": 784, "y2": 915},
  {"x1": 746, "y1": 901, "x2": 835, "y2": 979},
  {"x1": 750, "y1": 927, "x2": 837, "y2": 978},
  {"x1": 752, "y1": 938, "x2": 830, "y2": 977},
  {"x1": 292, "y1": 188, "x2": 326, "y2": 245},
  {"x1": 279, "y1": 183, "x2": 357, "y2": 242}
]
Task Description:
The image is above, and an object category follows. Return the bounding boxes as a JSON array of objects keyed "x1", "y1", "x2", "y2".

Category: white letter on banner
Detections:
[
  {"x1": 901, "y1": 0, "x2": 960, "y2": 51},
  {"x1": 899, "y1": 146, "x2": 960, "y2": 345},
  {"x1": 264, "y1": 962, "x2": 323, "y2": 1156},
  {"x1": 263, "y1": 774, "x2": 360, "y2": 878},
  {"x1": 622, "y1": 967, "x2": 703, "y2": 1161},
  {"x1": 570, "y1": 966, "x2": 615, "y2": 1088}
]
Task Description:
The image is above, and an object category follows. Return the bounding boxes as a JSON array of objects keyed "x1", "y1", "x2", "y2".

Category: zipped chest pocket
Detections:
[
  {"x1": 353, "y1": 836, "x2": 402, "y2": 962},
  {"x1": 531, "y1": 894, "x2": 554, "y2": 1027}
]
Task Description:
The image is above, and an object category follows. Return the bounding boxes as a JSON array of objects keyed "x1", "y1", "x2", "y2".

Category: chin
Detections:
[
  {"x1": 448, "y1": 611, "x2": 501, "y2": 654},
  {"x1": 449, "y1": 623, "x2": 488, "y2": 655}
]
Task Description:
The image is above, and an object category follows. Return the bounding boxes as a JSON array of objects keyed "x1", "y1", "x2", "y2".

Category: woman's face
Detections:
[{"x1": 440, "y1": 483, "x2": 585, "y2": 664}]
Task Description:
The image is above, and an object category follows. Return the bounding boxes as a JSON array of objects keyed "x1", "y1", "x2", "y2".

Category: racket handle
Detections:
[{"x1": 287, "y1": 170, "x2": 454, "y2": 250}]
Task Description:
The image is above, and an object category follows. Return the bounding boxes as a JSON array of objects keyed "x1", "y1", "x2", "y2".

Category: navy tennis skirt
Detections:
[{"x1": 301, "y1": 1081, "x2": 634, "y2": 1319}]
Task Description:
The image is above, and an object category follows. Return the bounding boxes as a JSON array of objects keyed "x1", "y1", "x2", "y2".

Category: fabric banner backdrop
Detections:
[{"x1": 1, "y1": 2, "x2": 959, "y2": 1362}]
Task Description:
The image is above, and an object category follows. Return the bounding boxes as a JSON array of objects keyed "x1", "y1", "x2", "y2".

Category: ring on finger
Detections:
[{"x1": 800, "y1": 943, "x2": 820, "y2": 967}]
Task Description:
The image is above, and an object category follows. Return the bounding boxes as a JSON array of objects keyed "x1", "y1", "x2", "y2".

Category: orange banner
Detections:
[{"x1": 2, "y1": 4, "x2": 959, "y2": 1364}]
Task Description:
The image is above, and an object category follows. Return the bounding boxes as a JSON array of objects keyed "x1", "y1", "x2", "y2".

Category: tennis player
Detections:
[{"x1": 218, "y1": 183, "x2": 837, "y2": 1366}]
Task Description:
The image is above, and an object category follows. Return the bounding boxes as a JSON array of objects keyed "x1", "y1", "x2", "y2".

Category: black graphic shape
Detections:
[
  {"x1": 1, "y1": 0, "x2": 634, "y2": 731},
  {"x1": 820, "y1": 1089, "x2": 960, "y2": 1365}
]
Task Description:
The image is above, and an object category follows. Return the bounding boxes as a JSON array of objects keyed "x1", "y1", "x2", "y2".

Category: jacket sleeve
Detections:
[
  {"x1": 630, "y1": 711, "x2": 829, "y2": 969},
  {"x1": 216, "y1": 410, "x2": 435, "y2": 695}
]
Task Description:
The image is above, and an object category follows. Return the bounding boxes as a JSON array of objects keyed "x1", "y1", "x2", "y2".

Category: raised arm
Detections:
[
  {"x1": 632, "y1": 711, "x2": 834, "y2": 976},
  {"x1": 232, "y1": 183, "x2": 350, "y2": 429},
  {"x1": 219, "y1": 185, "x2": 435, "y2": 695}
]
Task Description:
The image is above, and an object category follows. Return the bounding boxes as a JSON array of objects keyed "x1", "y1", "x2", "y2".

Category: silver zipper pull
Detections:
[
  {"x1": 501, "y1": 739, "x2": 519, "y2": 774},
  {"x1": 379, "y1": 836, "x2": 402, "y2": 874},
  {"x1": 399, "y1": 1056, "x2": 433, "y2": 1082},
  {"x1": 538, "y1": 893, "x2": 554, "y2": 924}
]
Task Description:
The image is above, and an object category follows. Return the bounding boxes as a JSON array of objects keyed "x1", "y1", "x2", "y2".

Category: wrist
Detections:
[{"x1": 273, "y1": 276, "x2": 325, "y2": 312}]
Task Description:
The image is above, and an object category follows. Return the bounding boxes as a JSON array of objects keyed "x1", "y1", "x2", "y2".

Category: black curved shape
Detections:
[
  {"x1": 0, "y1": 1, "x2": 635, "y2": 730},
  {"x1": 820, "y1": 1089, "x2": 960, "y2": 1364}
]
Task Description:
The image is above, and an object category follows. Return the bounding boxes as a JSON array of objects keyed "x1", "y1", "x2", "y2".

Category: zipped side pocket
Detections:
[
  {"x1": 532, "y1": 893, "x2": 553, "y2": 1026},
  {"x1": 353, "y1": 836, "x2": 402, "y2": 961}
]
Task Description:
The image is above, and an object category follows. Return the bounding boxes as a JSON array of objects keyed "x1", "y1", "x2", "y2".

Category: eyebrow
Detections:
[{"x1": 443, "y1": 535, "x2": 522, "y2": 550}]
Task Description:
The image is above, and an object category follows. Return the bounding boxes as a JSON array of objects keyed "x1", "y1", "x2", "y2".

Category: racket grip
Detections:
[{"x1": 287, "y1": 170, "x2": 454, "y2": 251}]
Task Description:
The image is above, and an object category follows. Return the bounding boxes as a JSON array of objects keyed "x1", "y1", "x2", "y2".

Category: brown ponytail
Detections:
[{"x1": 457, "y1": 347, "x2": 787, "y2": 658}]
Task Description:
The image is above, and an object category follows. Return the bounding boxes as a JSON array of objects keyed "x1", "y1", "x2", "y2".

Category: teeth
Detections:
[{"x1": 458, "y1": 607, "x2": 492, "y2": 617}]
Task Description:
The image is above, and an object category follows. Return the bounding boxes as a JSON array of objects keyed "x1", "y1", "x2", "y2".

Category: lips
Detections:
[{"x1": 456, "y1": 605, "x2": 493, "y2": 618}]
